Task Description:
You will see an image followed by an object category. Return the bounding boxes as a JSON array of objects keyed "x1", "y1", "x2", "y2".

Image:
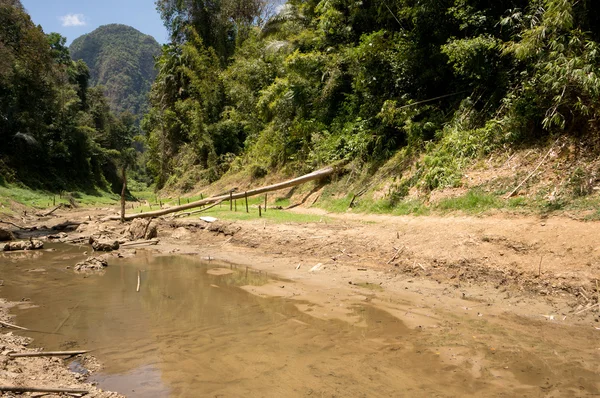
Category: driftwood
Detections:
[
  {"x1": 51, "y1": 221, "x2": 84, "y2": 231},
  {"x1": 121, "y1": 239, "x2": 160, "y2": 247},
  {"x1": 0, "y1": 220, "x2": 29, "y2": 230},
  {"x1": 0, "y1": 320, "x2": 29, "y2": 331},
  {"x1": 0, "y1": 386, "x2": 88, "y2": 394},
  {"x1": 103, "y1": 166, "x2": 335, "y2": 221},
  {"x1": 574, "y1": 303, "x2": 599, "y2": 315},
  {"x1": 386, "y1": 246, "x2": 405, "y2": 264},
  {"x1": 9, "y1": 350, "x2": 88, "y2": 358},
  {"x1": 39, "y1": 205, "x2": 62, "y2": 217}
]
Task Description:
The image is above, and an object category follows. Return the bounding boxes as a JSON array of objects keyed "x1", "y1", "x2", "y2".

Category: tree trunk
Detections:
[
  {"x1": 104, "y1": 166, "x2": 335, "y2": 221},
  {"x1": 120, "y1": 165, "x2": 127, "y2": 223}
]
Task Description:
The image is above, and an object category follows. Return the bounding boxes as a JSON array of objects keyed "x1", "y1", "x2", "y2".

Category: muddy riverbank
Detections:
[{"x1": 1, "y1": 205, "x2": 600, "y2": 396}]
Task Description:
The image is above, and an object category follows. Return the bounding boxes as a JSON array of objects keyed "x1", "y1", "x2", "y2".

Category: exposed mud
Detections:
[{"x1": 1, "y1": 205, "x2": 600, "y2": 396}]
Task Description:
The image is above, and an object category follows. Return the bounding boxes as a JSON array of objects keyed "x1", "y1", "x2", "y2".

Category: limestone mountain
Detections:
[{"x1": 69, "y1": 24, "x2": 161, "y2": 119}]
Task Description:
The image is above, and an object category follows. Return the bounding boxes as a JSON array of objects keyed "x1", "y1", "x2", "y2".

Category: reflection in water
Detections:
[{"x1": 0, "y1": 244, "x2": 475, "y2": 397}]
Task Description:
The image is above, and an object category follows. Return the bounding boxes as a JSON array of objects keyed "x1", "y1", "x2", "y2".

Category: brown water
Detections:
[{"x1": 2, "y1": 244, "x2": 598, "y2": 397}]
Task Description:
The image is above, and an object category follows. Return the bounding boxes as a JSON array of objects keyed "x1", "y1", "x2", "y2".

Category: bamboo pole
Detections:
[
  {"x1": 0, "y1": 386, "x2": 88, "y2": 394},
  {"x1": 0, "y1": 321, "x2": 28, "y2": 331},
  {"x1": 103, "y1": 167, "x2": 335, "y2": 221},
  {"x1": 9, "y1": 350, "x2": 89, "y2": 358}
]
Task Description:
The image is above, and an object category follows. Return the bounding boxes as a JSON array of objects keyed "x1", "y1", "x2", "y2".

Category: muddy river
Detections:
[{"x1": 1, "y1": 244, "x2": 599, "y2": 397}]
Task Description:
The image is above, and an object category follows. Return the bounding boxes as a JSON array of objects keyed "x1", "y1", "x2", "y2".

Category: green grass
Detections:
[
  {"x1": 435, "y1": 189, "x2": 501, "y2": 214},
  {"x1": 174, "y1": 195, "x2": 329, "y2": 224},
  {"x1": 0, "y1": 183, "x2": 120, "y2": 212}
]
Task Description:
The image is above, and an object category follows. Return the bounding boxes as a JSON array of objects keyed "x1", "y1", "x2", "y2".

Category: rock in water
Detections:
[
  {"x1": 0, "y1": 228, "x2": 14, "y2": 241},
  {"x1": 91, "y1": 239, "x2": 120, "y2": 252},
  {"x1": 3, "y1": 239, "x2": 43, "y2": 251},
  {"x1": 75, "y1": 256, "x2": 108, "y2": 272}
]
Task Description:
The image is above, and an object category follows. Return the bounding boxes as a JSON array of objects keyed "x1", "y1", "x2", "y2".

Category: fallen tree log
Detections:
[
  {"x1": 103, "y1": 166, "x2": 335, "y2": 221},
  {"x1": 0, "y1": 220, "x2": 29, "y2": 230},
  {"x1": 9, "y1": 350, "x2": 88, "y2": 358},
  {"x1": 0, "y1": 386, "x2": 88, "y2": 394},
  {"x1": 121, "y1": 239, "x2": 160, "y2": 247},
  {"x1": 0, "y1": 320, "x2": 29, "y2": 330},
  {"x1": 38, "y1": 204, "x2": 62, "y2": 217}
]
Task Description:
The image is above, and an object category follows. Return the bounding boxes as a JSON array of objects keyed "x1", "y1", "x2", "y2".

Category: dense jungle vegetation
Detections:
[
  {"x1": 143, "y1": 0, "x2": 600, "y2": 197},
  {"x1": 0, "y1": 1, "x2": 143, "y2": 192},
  {"x1": 3, "y1": 0, "x2": 600, "y2": 204},
  {"x1": 70, "y1": 24, "x2": 161, "y2": 120}
]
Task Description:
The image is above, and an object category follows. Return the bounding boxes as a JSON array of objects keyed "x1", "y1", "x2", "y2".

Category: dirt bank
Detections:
[{"x1": 1, "y1": 205, "x2": 600, "y2": 396}]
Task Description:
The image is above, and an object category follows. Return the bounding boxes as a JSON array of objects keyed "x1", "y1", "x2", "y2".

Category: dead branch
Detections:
[
  {"x1": 104, "y1": 166, "x2": 335, "y2": 221},
  {"x1": 387, "y1": 246, "x2": 405, "y2": 264},
  {"x1": 0, "y1": 386, "x2": 88, "y2": 394},
  {"x1": 121, "y1": 239, "x2": 160, "y2": 247},
  {"x1": 0, "y1": 220, "x2": 29, "y2": 230},
  {"x1": 574, "y1": 303, "x2": 599, "y2": 315},
  {"x1": 39, "y1": 205, "x2": 62, "y2": 217},
  {"x1": 9, "y1": 350, "x2": 88, "y2": 358},
  {"x1": 506, "y1": 138, "x2": 560, "y2": 198},
  {"x1": 0, "y1": 320, "x2": 29, "y2": 330}
]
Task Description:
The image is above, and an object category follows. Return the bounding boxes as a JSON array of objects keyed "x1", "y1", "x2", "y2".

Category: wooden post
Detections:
[
  {"x1": 264, "y1": 194, "x2": 267, "y2": 212},
  {"x1": 120, "y1": 165, "x2": 127, "y2": 223},
  {"x1": 178, "y1": 197, "x2": 181, "y2": 206},
  {"x1": 187, "y1": 198, "x2": 189, "y2": 204},
  {"x1": 230, "y1": 192, "x2": 233, "y2": 211},
  {"x1": 53, "y1": 196, "x2": 55, "y2": 206},
  {"x1": 259, "y1": 205, "x2": 262, "y2": 217},
  {"x1": 245, "y1": 192, "x2": 249, "y2": 213}
]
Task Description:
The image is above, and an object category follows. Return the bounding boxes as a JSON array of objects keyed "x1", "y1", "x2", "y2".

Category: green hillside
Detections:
[{"x1": 70, "y1": 24, "x2": 161, "y2": 119}]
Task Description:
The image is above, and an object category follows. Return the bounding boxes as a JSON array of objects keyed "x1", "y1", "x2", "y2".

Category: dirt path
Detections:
[{"x1": 2, "y1": 205, "x2": 600, "y2": 396}]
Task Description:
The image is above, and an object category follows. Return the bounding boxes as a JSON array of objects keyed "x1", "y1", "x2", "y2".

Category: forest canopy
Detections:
[
  {"x1": 143, "y1": 0, "x2": 600, "y2": 192},
  {"x1": 0, "y1": 0, "x2": 137, "y2": 191}
]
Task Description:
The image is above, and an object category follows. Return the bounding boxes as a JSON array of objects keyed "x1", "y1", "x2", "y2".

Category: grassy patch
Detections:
[
  {"x1": 0, "y1": 183, "x2": 120, "y2": 210},
  {"x1": 435, "y1": 189, "x2": 501, "y2": 214},
  {"x1": 176, "y1": 195, "x2": 329, "y2": 224}
]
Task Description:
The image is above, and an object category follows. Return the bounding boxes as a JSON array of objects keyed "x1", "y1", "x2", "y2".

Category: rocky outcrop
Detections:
[
  {"x1": 127, "y1": 219, "x2": 158, "y2": 240},
  {"x1": 91, "y1": 239, "x2": 119, "y2": 252},
  {"x1": 74, "y1": 256, "x2": 108, "y2": 272}
]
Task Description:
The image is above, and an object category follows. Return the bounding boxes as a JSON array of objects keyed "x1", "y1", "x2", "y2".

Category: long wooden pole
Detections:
[
  {"x1": 103, "y1": 167, "x2": 335, "y2": 221},
  {"x1": 9, "y1": 350, "x2": 88, "y2": 358},
  {"x1": 0, "y1": 386, "x2": 89, "y2": 394}
]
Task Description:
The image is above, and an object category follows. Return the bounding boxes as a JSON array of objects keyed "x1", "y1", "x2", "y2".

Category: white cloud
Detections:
[{"x1": 59, "y1": 14, "x2": 86, "y2": 27}]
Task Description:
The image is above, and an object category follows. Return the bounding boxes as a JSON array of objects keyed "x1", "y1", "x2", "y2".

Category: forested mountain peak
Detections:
[{"x1": 69, "y1": 24, "x2": 161, "y2": 119}]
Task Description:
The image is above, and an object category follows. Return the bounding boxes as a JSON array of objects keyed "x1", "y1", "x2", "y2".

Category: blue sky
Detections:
[{"x1": 21, "y1": 0, "x2": 168, "y2": 45}]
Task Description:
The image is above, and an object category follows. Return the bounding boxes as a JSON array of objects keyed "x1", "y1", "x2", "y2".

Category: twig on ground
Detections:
[{"x1": 0, "y1": 320, "x2": 29, "y2": 331}]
